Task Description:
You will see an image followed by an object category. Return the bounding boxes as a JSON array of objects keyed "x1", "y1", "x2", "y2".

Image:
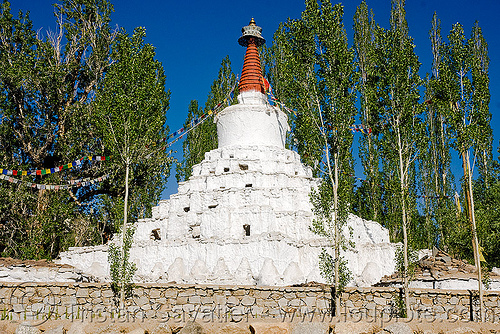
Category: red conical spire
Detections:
[{"x1": 238, "y1": 19, "x2": 266, "y2": 94}]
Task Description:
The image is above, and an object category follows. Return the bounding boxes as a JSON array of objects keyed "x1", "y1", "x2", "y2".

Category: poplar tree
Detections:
[
  {"x1": 418, "y1": 13, "x2": 456, "y2": 249},
  {"x1": 92, "y1": 27, "x2": 171, "y2": 308},
  {"x1": 377, "y1": 0, "x2": 423, "y2": 317},
  {"x1": 432, "y1": 21, "x2": 492, "y2": 322},
  {"x1": 473, "y1": 150, "x2": 500, "y2": 269},
  {"x1": 352, "y1": 1, "x2": 383, "y2": 222},
  {"x1": 314, "y1": 0, "x2": 356, "y2": 314},
  {"x1": 176, "y1": 100, "x2": 205, "y2": 182},
  {"x1": 264, "y1": 16, "x2": 323, "y2": 175},
  {"x1": 176, "y1": 56, "x2": 236, "y2": 182},
  {"x1": 469, "y1": 23, "x2": 492, "y2": 187}
]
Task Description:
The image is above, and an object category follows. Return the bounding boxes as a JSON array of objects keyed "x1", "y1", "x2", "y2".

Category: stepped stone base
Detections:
[{"x1": 58, "y1": 145, "x2": 397, "y2": 286}]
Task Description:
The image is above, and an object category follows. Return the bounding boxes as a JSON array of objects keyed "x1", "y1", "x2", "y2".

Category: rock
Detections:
[
  {"x1": 248, "y1": 324, "x2": 288, "y2": 334},
  {"x1": 88, "y1": 262, "x2": 107, "y2": 278},
  {"x1": 211, "y1": 258, "x2": 234, "y2": 282},
  {"x1": 128, "y1": 328, "x2": 146, "y2": 334},
  {"x1": 149, "y1": 323, "x2": 173, "y2": 334},
  {"x1": 179, "y1": 321, "x2": 205, "y2": 334},
  {"x1": 307, "y1": 266, "x2": 323, "y2": 283},
  {"x1": 440, "y1": 255, "x2": 452, "y2": 264},
  {"x1": 445, "y1": 328, "x2": 478, "y2": 334},
  {"x1": 241, "y1": 295, "x2": 256, "y2": 306},
  {"x1": 190, "y1": 260, "x2": 210, "y2": 282},
  {"x1": 150, "y1": 262, "x2": 166, "y2": 281},
  {"x1": 334, "y1": 322, "x2": 379, "y2": 334},
  {"x1": 0, "y1": 322, "x2": 19, "y2": 334},
  {"x1": 15, "y1": 323, "x2": 41, "y2": 334},
  {"x1": 381, "y1": 323, "x2": 412, "y2": 334},
  {"x1": 59, "y1": 271, "x2": 80, "y2": 281},
  {"x1": 94, "y1": 323, "x2": 122, "y2": 334},
  {"x1": 66, "y1": 323, "x2": 86, "y2": 334},
  {"x1": 44, "y1": 326, "x2": 65, "y2": 334},
  {"x1": 217, "y1": 323, "x2": 250, "y2": 334},
  {"x1": 291, "y1": 322, "x2": 330, "y2": 334}
]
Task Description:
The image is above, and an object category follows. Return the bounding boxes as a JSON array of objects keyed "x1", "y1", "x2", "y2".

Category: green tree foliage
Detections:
[
  {"x1": 266, "y1": 0, "x2": 496, "y2": 266},
  {"x1": 92, "y1": 27, "x2": 171, "y2": 226},
  {"x1": 264, "y1": 14, "x2": 323, "y2": 174},
  {"x1": 429, "y1": 18, "x2": 492, "y2": 322},
  {"x1": 108, "y1": 222, "x2": 136, "y2": 305},
  {"x1": 352, "y1": 1, "x2": 384, "y2": 222},
  {"x1": 474, "y1": 154, "x2": 500, "y2": 268},
  {"x1": 176, "y1": 56, "x2": 236, "y2": 182},
  {"x1": 0, "y1": 1, "x2": 170, "y2": 263},
  {"x1": 176, "y1": 100, "x2": 205, "y2": 182},
  {"x1": 468, "y1": 23, "x2": 493, "y2": 186},
  {"x1": 418, "y1": 13, "x2": 456, "y2": 250},
  {"x1": 92, "y1": 26, "x2": 170, "y2": 307},
  {"x1": 0, "y1": 0, "x2": 116, "y2": 259}
]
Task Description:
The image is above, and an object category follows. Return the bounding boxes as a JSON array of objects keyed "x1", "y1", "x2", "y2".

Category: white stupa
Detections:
[{"x1": 58, "y1": 19, "x2": 397, "y2": 286}]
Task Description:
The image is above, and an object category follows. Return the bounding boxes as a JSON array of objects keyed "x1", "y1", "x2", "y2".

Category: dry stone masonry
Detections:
[{"x1": 1, "y1": 283, "x2": 499, "y2": 324}]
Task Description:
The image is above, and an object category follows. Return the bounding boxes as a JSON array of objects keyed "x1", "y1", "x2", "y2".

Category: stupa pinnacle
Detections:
[
  {"x1": 238, "y1": 18, "x2": 266, "y2": 94},
  {"x1": 216, "y1": 18, "x2": 289, "y2": 148}
]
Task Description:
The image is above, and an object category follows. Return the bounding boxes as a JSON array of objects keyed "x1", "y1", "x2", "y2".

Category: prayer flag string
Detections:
[
  {"x1": 341, "y1": 170, "x2": 450, "y2": 198},
  {"x1": 338, "y1": 168, "x2": 450, "y2": 199},
  {"x1": 157, "y1": 79, "x2": 239, "y2": 149},
  {"x1": 263, "y1": 79, "x2": 374, "y2": 135},
  {"x1": 317, "y1": 160, "x2": 450, "y2": 199},
  {"x1": 267, "y1": 91, "x2": 297, "y2": 115},
  {"x1": 323, "y1": 123, "x2": 373, "y2": 134},
  {"x1": 0, "y1": 156, "x2": 110, "y2": 177},
  {"x1": 0, "y1": 173, "x2": 111, "y2": 190}
]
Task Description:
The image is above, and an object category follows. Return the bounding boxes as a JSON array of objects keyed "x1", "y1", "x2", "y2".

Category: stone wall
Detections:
[
  {"x1": 0, "y1": 283, "x2": 499, "y2": 324},
  {"x1": 342, "y1": 288, "x2": 499, "y2": 323}
]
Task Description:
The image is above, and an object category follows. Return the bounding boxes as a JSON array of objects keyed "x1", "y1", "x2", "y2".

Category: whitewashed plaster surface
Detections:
[{"x1": 58, "y1": 90, "x2": 398, "y2": 287}]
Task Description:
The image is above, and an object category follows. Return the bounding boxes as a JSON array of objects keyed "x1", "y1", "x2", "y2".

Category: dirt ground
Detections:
[{"x1": 0, "y1": 318, "x2": 499, "y2": 334}]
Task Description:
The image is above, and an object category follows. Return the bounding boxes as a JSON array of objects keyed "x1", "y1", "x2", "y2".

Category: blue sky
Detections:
[{"x1": 10, "y1": 0, "x2": 500, "y2": 199}]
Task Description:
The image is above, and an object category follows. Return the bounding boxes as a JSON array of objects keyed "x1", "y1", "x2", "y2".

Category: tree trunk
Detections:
[
  {"x1": 364, "y1": 92, "x2": 378, "y2": 221},
  {"x1": 120, "y1": 158, "x2": 130, "y2": 310},
  {"x1": 397, "y1": 128, "x2": 410, "y2": 318},
  {"x1": 333, "y1": 153, "x2": 341, "y2": 315},
  {"x1": 462, "y1": 150, "x2": 484, "y2": 321},
  {"x1": 317, "y1": 99, "x2": 341, "y2": 316}
]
